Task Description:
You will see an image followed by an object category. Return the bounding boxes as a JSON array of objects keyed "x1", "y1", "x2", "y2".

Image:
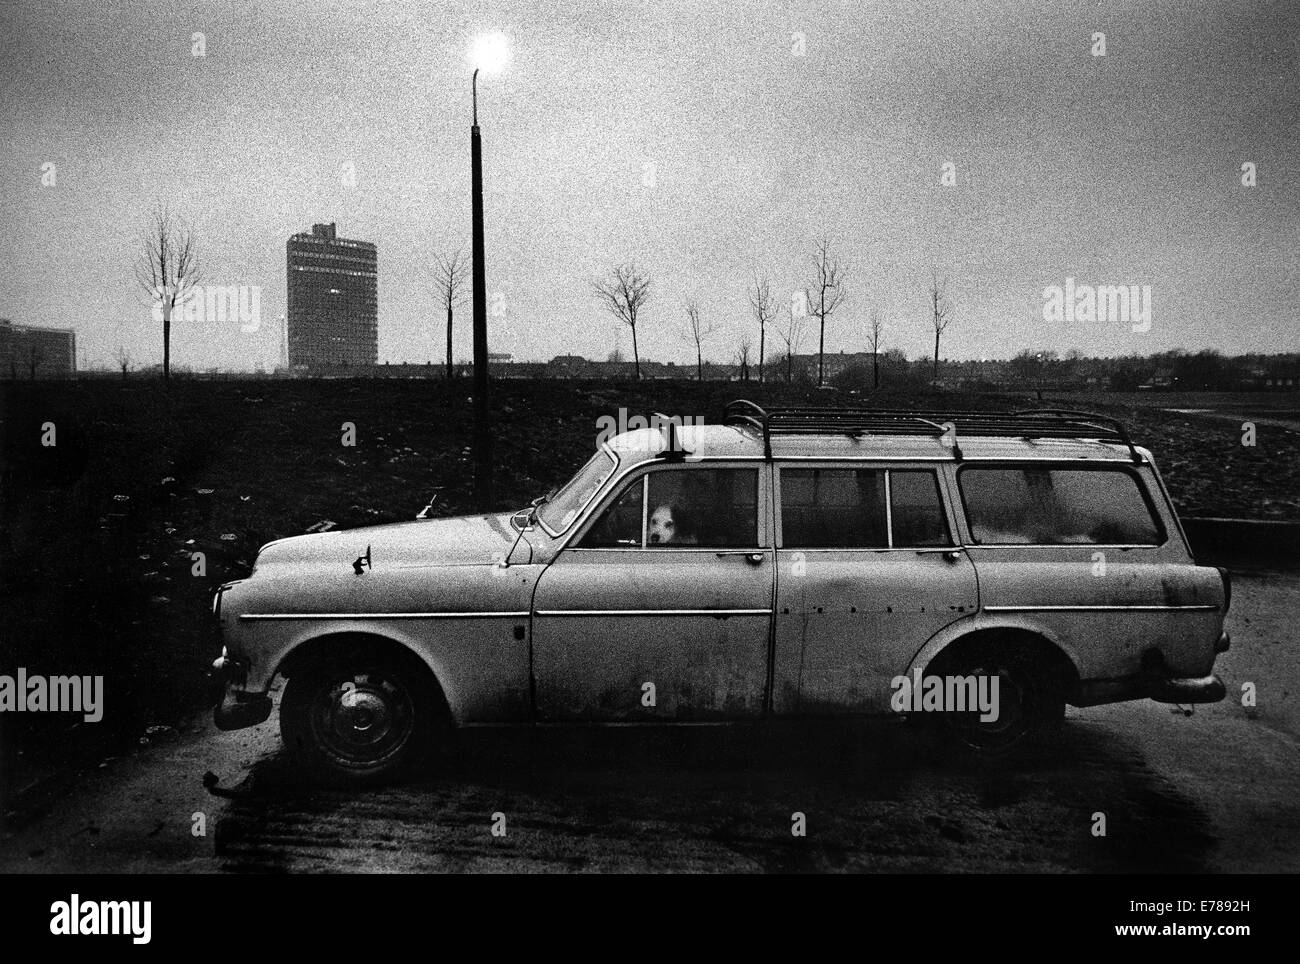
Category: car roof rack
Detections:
[{"x1": 722, "y1": 400, "x2": 1143, "y2": 463}]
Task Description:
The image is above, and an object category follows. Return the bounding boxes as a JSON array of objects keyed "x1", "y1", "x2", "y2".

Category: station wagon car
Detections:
[{"x1": 211, "y1": 402, "x2": 1230, "y2": 782}]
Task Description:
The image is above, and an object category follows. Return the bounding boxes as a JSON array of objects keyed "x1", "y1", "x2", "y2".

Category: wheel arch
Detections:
[
  {"x1": 908, "y1": 619, "x2": 1082, "y2": 699},
  {"x1": 275, "y1": 631, "x2": 454, "y2": 721}
]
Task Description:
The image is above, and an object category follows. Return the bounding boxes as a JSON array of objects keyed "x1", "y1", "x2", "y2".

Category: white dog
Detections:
[{"x1": 648, "y1": 503, "x2": 698, "y2": 545}]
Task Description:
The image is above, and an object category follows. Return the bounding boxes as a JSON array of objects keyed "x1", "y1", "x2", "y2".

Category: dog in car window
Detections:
[{"x1": 648, "y1": 503, "x2": 699, "y2": 545}]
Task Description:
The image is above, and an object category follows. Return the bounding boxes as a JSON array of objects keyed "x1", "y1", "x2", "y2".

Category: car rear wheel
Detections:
[
  {"x1": 280, "y1": 651, "x2": 443, "y2": 784},
  {"x1": 922, "y1": 642, "x2": 1065, "y2": 754}
]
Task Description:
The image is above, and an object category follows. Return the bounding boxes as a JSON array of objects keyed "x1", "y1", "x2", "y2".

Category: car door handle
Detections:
[
  {"x1": 716, "y1": 551, "x2": 765, "y2": 565},
  {"x1": 942, "y1": 549, "x2": 963, "y2": 562}
]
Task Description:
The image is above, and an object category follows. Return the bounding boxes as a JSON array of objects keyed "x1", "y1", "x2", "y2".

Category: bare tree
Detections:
[
  {"x1": 805, "y1": 238, "x2": 848, "y2": 386},
  {"x1": 592, "y1": 263, "x2": 652, "y2": 380},
  {"x1": 133, "y1": 203, "x2": 201, "y2": 384},
  {"x1": 736, "y1": 333, "x2": 753, "y2": 382},
  {"x1": 868, "y1": 307, "x2": 884, "y2": 389},
  {"x1": 777, "y1": 307, "x2": 806, "y2": 383},
  {"x1": 433, "y1": 249, "x2": 469, "y2": 379},
  {"x1": 928, "y1": 269, "x2": 954, "y2": 385},
  {"x1": 682, "y1": 300, "x2": 716, "y2": 381},
  {"x1": 749, "y1": 275, "x2": 776, "y2": 384},
  {"x1": 607, "y1": 347, "x2": 625, "y2": 364},
  {"x1": 113, "y1": 345, "x2": 132, "y2": 382}
]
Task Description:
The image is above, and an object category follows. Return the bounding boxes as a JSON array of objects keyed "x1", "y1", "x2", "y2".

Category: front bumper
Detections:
[{"x1": 211, "y1": 649, "x2": 272, "y2": 732}]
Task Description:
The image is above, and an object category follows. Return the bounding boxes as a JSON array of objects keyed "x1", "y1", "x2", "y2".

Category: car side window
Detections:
[
  {"x1": 780, "y1": 467, "x2": 951, "y2": 548},
  {"x1": 959, "y1": 466, "x2": 1164, "y2": 545},
  {"x1": 577, "y1": 476, "x2": 644, "y2": 547},
  {"x1": 780, "y1": 469, "x2": 889, "y2": 548},
  {"x1": 890, "y1": 470, "x2": 951, "y2": 547},
  {"x1": 645, "y1": 467, "x2": 759, "y2": 548}
]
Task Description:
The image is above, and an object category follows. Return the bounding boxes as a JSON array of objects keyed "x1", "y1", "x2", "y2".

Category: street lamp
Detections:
[{"x1": 468, "y1": 32, "x2": 509, "y2": 511}]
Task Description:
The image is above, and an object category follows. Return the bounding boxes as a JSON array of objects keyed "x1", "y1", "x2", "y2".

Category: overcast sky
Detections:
[{"x1": 1, "y1": 0, "x2": 1297, "y2": 371}]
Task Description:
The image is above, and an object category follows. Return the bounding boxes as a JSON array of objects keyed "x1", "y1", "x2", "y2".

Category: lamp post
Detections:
[{"x1": 469, "y1": 32, "x2": 508, "y2": 512}]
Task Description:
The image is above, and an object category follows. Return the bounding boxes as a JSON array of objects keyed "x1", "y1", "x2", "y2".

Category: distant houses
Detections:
[
  {"x1": 787, "y1": 351, "x2": 875, "y2": 382},
  {"x1": 24, "y1": 336, "x2": 1300, "y2": 391},
  {"x1": 1259, "y1": 361, "x2": 1300, "y2": 390},
  {"x1": 1138, "y1": 366, "x2": 1177, "y2": 390},
  {"x1": 243, "y1": 347, "x2": 1300, "y2": 391},
  {"x1": 364, "y1": 355, "x2": 744, "y2": 381}
]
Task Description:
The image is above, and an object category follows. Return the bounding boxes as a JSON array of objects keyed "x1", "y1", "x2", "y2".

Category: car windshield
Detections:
[{"x1": 536, "y1": 449, "x2": 618, "y2": 532}]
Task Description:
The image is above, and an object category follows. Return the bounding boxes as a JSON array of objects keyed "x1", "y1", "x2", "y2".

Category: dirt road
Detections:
[{"x1": 2, "y1": 570, "x2": 1295, "y2": 874}]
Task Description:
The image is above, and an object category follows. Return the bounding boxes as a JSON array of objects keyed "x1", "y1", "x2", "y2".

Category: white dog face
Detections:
[{"x1": 648, "y1": 505, "x2": 678, "y2": 544}]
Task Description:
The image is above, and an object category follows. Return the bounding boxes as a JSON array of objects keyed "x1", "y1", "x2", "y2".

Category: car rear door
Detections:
[{"x1": 770, "y1": 462, "x2": 979, "y2": 714}]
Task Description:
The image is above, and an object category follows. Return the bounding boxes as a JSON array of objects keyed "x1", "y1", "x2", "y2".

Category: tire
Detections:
[
  {"x1": 921, "y1": 642, "x2": 1065, "y2": 755},
  {"x1": 280, "y1": 650, "x2": 444, "y2": 784}
]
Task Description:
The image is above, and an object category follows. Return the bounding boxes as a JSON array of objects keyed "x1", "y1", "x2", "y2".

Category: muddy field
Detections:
[{"x1": 1, "y1": 379, "x2": 1297, "y2": 823}]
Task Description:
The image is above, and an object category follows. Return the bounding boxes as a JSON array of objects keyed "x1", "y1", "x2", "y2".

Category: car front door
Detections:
[
  {"x1": 531, "y1": 461, "x2": 774, "y2": 720},
  {"x1": 771, "y1": 462, "x2": 979, "y2": 714}
]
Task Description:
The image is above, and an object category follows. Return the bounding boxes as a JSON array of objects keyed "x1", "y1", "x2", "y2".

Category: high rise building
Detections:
[{"x1": 286, "y1": 223, "x2": 378, "y2": 369}]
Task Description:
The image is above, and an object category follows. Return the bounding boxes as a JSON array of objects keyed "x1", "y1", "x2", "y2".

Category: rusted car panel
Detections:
[
  {"x1": 966, "y1": 558, "x2": 1223, "y2": 677},
  {"x1": 775, "y1": 549, "x2": 979, "y2": 713},
  {"x1": 217, "y1": 514, "x2": 541, "y2": 723},
  {"x1": 532, "y1": 550, "x2": 773, "y2": 719}
]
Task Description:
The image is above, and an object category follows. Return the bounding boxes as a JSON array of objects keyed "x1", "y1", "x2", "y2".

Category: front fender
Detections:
[{"x1": 219, "y1": 563, "x2": 543, "y2": 724}]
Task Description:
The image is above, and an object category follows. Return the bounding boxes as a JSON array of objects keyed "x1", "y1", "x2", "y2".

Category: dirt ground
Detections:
[{"x1": 1, "y1": 569, "x2": 1294, "y2": 874}]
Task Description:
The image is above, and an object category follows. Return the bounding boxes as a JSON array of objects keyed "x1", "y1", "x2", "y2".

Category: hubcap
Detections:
[
  {"x1": 310, "y1": 672, "x2": 414, "y2": 766},
  {"x1": 942, "y1": 662, "x2": 1031, "y2": 748}
]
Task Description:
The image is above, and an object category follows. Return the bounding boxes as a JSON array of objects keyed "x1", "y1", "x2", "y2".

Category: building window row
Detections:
[
  {"x1": 289, "y1": 237, "x2": 376, "y2": 251},
  {"x1": 290, "y1": 266, "x2": 379, "y2": 278},
  {"x1": 290, "y1": 253, "x2": 378, "y2": 268}
]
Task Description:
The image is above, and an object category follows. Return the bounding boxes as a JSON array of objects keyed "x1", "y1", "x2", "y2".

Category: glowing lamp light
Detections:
[{"x1": 469, "y1": 32, "x2": 511, "y2": 73}]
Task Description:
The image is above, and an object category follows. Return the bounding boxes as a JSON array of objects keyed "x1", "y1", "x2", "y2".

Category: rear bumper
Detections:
[
  {"x1": 1146, "y1": 673, "x2": 1226, "y2": 704},
  {"x1": 211, "y1": 649, "x2": 273, "y2": 732},
  {"x1": 1074, "y1": 671, "x2": 1226, "y2": 707}
]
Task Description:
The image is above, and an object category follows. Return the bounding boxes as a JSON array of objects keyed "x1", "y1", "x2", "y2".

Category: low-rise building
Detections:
[{"x1": 0, "y1": 319, "x2": 77, "y2": 379}]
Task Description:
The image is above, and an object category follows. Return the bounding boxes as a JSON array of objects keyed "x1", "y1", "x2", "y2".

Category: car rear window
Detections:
[
  {"x1": 779, "y1": 467, "x2": 950, "y2": 548},
  {"x1": 958, "y1": 466, "x2": 1164, "y2": 545}
]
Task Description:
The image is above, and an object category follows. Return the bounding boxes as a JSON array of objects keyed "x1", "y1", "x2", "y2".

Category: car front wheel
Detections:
[{"x1": 280, "y1": 652, "x2": 442, "y2": 784}]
